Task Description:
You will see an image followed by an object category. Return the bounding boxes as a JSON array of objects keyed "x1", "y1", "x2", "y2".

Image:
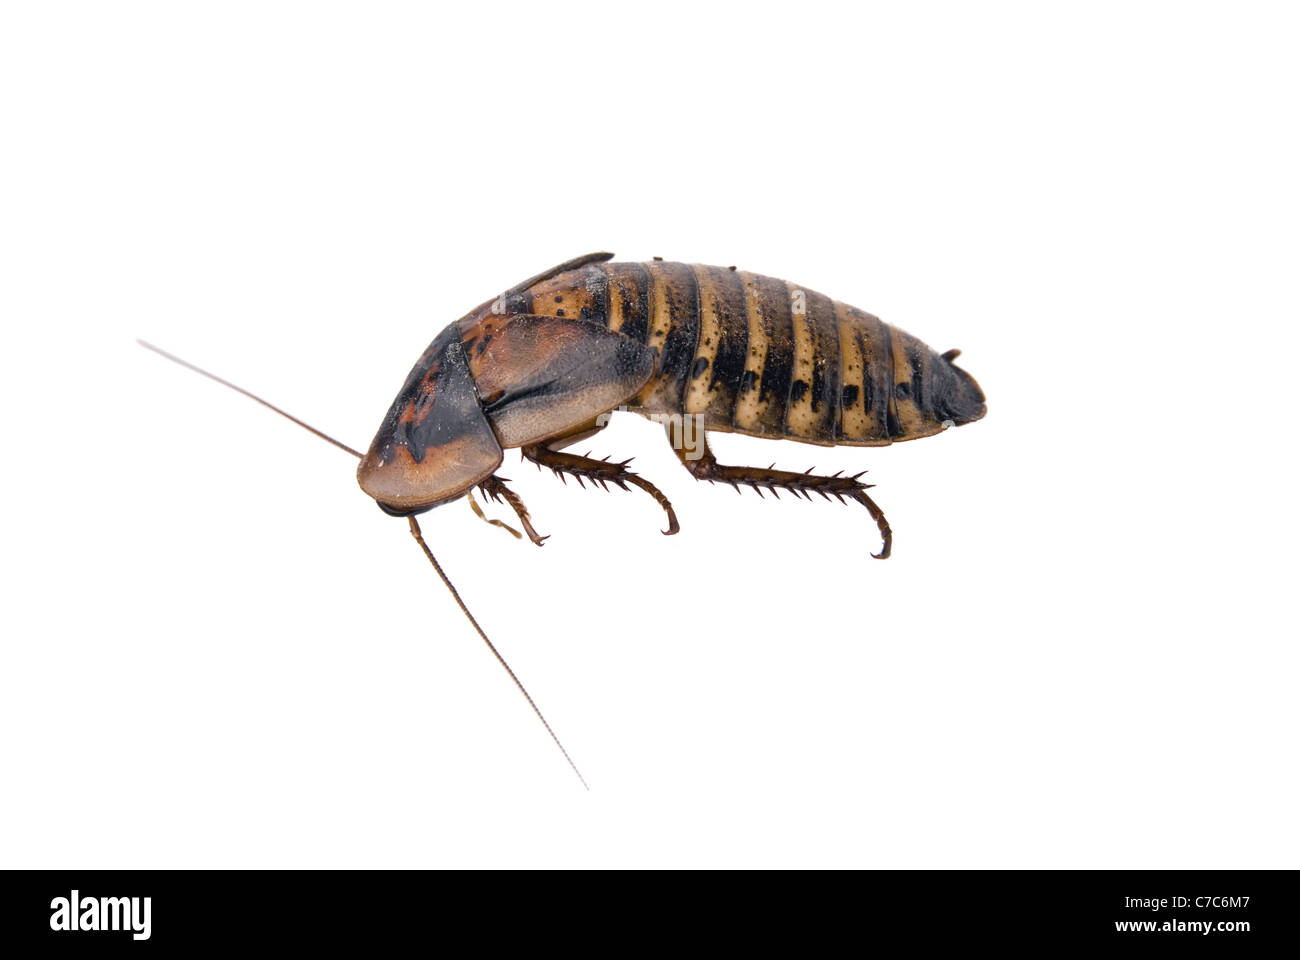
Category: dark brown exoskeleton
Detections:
[
  {"x1": 357, "y1": 252, "x2": 986, "y2": 561},
  {"x1": 140, "y1": 252, "x2": 985, "y2": 788}
]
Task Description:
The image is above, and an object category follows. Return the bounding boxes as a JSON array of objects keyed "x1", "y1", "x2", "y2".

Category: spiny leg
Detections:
[
  {"x1": 522, "y1": 444, "x2": 680, "y2": 536},
  {"x1": 673, "y1": 431, "x2": 893, "y2": 559},
  {"x1": 467, "y1": 489, "x2": 523, "y2": 540},
  {"x1": 477, "y1": 475, "x2": 549, "y2": 546}
]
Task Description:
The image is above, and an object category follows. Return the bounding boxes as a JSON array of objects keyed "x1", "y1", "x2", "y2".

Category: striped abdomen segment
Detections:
[{"x1": 519, "y1": 261, "x2": 986, "y2": 446}]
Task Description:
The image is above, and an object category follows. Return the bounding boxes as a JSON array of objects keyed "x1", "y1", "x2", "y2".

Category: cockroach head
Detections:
[{"x1": 357, "y1": 326, "x2": 503, "y2": 515}]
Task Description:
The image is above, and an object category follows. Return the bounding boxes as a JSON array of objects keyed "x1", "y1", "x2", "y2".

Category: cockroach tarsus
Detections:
[{"x1": 139, "y1": 251, "x2": 986, "y2": 788}]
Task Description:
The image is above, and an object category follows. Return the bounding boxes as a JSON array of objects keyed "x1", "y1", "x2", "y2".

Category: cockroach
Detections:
[{"x1": 140, "y1": 251, "x2": 986, "y2": 788}]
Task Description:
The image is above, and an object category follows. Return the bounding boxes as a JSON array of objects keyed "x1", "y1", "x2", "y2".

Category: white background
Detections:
[{"x1": 2, "y1": 2, "x2": 1297, "y2": 868}]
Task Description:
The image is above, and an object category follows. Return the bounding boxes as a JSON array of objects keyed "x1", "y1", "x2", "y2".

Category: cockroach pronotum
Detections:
[{"x1": 140, "y1": 251, "x2": 986, "y2": 788}]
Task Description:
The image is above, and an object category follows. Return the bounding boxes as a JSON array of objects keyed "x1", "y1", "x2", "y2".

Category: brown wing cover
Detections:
[{"x1": 459, "y1": 313, "x2": 655, "y2": 448}]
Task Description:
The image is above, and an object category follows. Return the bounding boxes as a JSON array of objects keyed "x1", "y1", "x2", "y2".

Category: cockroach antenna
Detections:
[
  {"x1": 136, "y1": 339, "x2": 365, "y2": 460},
  {"x1": 136, "y1": 338, "x2": 590, "y2": 790}
]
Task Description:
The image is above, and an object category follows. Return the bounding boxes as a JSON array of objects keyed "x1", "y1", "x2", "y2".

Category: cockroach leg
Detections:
[
  {"x1": 477, "y1": 475, "x2": 549, "y2": 546},
  {"x1": 467, "y1": 488, "x2": 523, "y2": 540},
  {"x1": 522, "y1": 444, "x2": 680, "y2": 536},
  {"x1": 673, "y1": 432, "x2": 893, "y2": 559}
]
